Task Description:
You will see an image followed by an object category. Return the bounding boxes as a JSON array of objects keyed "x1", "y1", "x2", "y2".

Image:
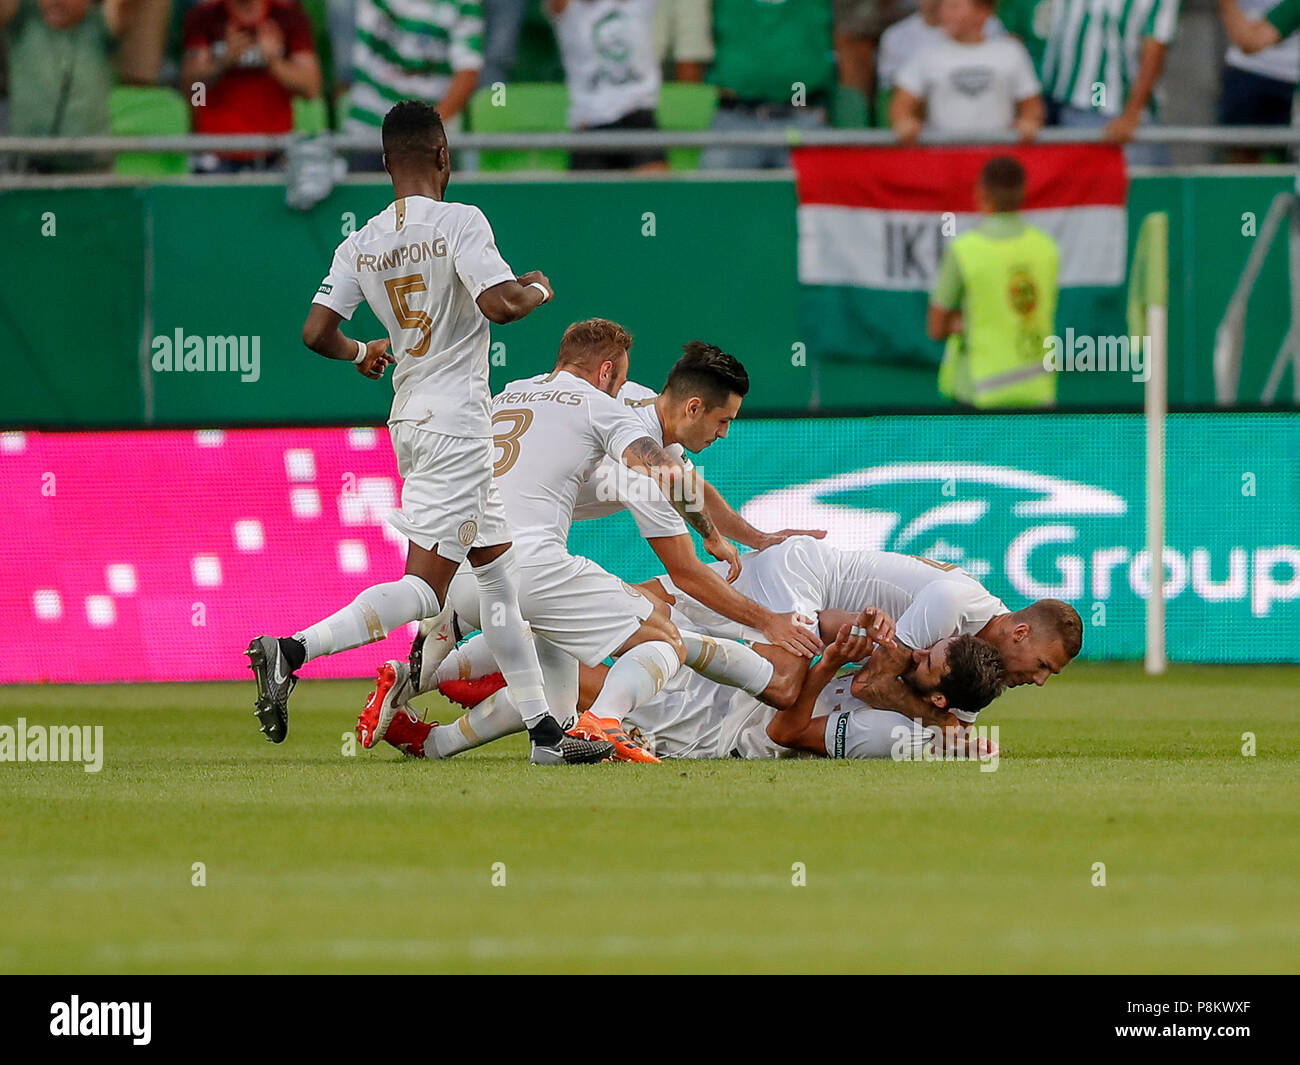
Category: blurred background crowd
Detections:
[{"x1": 0, "y1": 0, "x2": 1292, "y2": 173}]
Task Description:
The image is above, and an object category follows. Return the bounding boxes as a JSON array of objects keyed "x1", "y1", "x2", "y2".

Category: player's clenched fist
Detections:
[
  {"x1": 824, "y1": 608, "x2": 895, "y2": 669},
  {"x1": 356, "y1": 338, "x2": 395, "y2": 379},
  {"x1": 516, "y1": 270, "x2": 555, "y2": 304}
]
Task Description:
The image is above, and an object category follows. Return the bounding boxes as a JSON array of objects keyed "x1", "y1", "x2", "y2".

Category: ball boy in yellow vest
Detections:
[{"x1": 927, "y1": 156, "x2": 1060, "y2": 408}]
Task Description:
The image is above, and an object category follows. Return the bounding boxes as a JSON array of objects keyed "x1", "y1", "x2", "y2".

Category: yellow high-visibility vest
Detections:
[{"x1": 939, "y1": 223, "x2": 1060, "y2": 408}]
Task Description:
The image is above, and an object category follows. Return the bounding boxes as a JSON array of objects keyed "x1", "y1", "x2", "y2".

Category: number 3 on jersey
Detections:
[
  {"x1": 384, "y1": 274, "x2": 433, "y2": 357},
  {"x1": 492, "y1": 408, "x2": 533, "y2": 476}
]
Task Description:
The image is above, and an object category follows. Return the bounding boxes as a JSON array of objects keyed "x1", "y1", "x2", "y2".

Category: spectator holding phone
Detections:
[{"x1": 182, "y1": 0, "x2": 321, "y2": 171}]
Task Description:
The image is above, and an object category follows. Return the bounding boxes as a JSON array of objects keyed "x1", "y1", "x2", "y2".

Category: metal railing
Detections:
[{"x1": 2, "y1": 124, "x2": 1299, "y2": 157}]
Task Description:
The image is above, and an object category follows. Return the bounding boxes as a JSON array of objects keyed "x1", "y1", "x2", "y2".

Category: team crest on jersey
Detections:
[{"x1": 458, "y1": 520, "x2": 479, "y2": 546}]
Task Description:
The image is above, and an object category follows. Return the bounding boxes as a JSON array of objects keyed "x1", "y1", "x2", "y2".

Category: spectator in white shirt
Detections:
[
  {"x1": 655, "y1": 0, "x2": 713, "y2": 83},
  {"x1": 878, "y1": 0, "x2": 1005, "y2": 91},
  {"x1": 550, "y1": 0, "x2": 667, "y2": 170},
  {"x1": 890, "y1": 0, "x2": 1042, "y2": 144}
]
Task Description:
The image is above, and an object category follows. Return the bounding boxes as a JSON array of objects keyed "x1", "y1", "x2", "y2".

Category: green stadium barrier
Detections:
[{"x1": 1, "y1": 173, "x2": 1294, "y2": 427}]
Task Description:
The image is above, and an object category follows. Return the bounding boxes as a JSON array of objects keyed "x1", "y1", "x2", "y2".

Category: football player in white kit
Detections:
[
  {"x1": 244, "y1": 100, "x2": 613, "y2": 765},
  {"x1": 645, "y1": 536, "x2": 1082, "y2": 729},
  {"x1": 621, "y1": 612, "x2": 1006, "y2": 761},
  {"x1": 570, "y1": 341, "x2": 828, "y2": 557},
  {"x1": 357, "y1": 322, "x2": 824, "y2": 761}
]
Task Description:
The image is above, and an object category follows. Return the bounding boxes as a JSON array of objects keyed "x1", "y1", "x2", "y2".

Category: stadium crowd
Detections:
[{"x1": 0, "y1": 0, "x2": 1294, "y2": 172}]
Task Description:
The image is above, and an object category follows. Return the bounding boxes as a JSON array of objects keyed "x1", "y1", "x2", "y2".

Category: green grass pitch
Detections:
[{"x1": 1, "y1": 663, "x2": 1297, "y2": 974}]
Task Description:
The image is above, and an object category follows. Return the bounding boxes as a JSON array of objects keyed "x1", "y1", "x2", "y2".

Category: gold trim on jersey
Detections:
[{"x1": 394, "y1": 198, "x2": 407, "y2": 230}]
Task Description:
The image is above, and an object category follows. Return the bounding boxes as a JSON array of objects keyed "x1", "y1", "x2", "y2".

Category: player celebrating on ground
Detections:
[
  {"x1": 244, "y1": 100, "x2": 613, "y2": 765},
  {"x1": 647, "y1": 536, "x2": 1082, "y2": 727},
  {"x1": 366, "y1": 610, "x2": 1007, "y2": 762}
]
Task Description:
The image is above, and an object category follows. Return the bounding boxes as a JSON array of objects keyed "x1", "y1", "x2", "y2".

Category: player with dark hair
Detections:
[{"x1": 244, "y1": 99, "x2": 615, "y2": 765}]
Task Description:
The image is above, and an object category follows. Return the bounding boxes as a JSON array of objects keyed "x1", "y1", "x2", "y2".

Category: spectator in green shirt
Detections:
[
  {"x1": 1, "y1": 0, "x2": 139, "y2": 172},
  {"x1": 997, "y1": 0, "x2": 1052, "y2": 80},
  {"x1": 701, "y1": 0, "x2": 836, "y2": 169},
  {"x1": 1219, "y1": 0, "x2": 1300, "y2": 53}
]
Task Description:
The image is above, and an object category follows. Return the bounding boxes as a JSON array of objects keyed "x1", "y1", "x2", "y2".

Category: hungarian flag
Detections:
[{"x1": 793, "y1": 144, "x2": 1128, "y2": 370}]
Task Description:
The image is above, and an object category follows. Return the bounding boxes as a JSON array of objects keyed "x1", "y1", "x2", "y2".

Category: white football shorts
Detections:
[
  {"x1": 449, "y1": 549, "x2": 656, "y2": 667},
  {"x1": 387, "y1": 422, "x2": 512, "y2": 563}
]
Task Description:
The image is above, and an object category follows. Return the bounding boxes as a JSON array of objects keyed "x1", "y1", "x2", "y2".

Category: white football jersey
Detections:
[
  {"x1": 663, "y1": 537, "x2": 1007, "y2": 647},
  {"x1": 312, "y1": 195, "x2": 516, "y2": 438},
  {"x1": 627, "y1": 667, "x2": 923, "y2": 761},
  {"x1": 571, "y1": 380, "x2": 691, "y2": 539},
  {"x1": 491, "y1": 370, "x2": 654, "y2": 560}
]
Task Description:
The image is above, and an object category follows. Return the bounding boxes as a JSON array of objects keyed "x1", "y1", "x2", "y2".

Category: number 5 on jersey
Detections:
[{"x1": 384, "y1": 274, "x2": 433, "y2": 357}]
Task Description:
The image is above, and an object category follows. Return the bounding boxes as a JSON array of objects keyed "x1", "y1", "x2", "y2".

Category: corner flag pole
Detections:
[{"x1": 1130, "y1": 213, "x2": 1170, "y2": 675}]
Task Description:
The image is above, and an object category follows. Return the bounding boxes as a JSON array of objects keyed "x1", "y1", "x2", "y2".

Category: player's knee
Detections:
[
  {"x1": 663, "y1": 624, "x2": 686, "y2": 665},
  {"x1": 647, "y1": 609, "x2": 686, "y2": 664}
]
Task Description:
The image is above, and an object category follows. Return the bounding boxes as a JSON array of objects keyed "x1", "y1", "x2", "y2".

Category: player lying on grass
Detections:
[
  {"x1": 362, "y1": 609, "x2": 1006, "y2": 761},
  {"x1": 395, "y1": 535, "x2": 1080, "y2": 758},
  {"x1": 643, "y1": 536, "x2": 1082, "y2": 730},
  {"x1": 242, "y1": 100, "x2": 613, "y2": 764},
  {"x1": 362, "y1": 321, "x2": 823, "y2": 762}
]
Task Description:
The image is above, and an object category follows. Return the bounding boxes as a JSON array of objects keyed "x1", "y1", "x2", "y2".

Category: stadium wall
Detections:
[
  {"x1": 2, "y1": 172, "x2": 1294, "y2": 427},
  {"x1": 3, "y1": 413, "x2": 1296, "y2": 681}
]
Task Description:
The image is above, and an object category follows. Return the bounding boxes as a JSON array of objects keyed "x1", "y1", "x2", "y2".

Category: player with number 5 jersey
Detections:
[{"x1": 243, "y1": 99, "x2": 614, "y2": 766}]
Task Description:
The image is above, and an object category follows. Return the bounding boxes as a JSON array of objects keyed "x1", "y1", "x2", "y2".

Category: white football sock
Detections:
[
  {"x1": 587, "y1": 640, "x2": 680, "y2": 723},
  {"x1": 428, "y1": 690, "x2": 525, "y2": 758},
  {"x1": 435, "y1": 632, "x2": 500, "y2": 685},
  {"x1": 680, "y1": 629, "x2": 775, "y2": 696},
  {"x1": 471, "y1": 550, "x2": 550, "y2": 728},
  {"x1": 535, "y1": 636, "x2": 580, "y2": 731},
  {"x1": 295, "y1": 574, "x2": 438, "y2": 663}
]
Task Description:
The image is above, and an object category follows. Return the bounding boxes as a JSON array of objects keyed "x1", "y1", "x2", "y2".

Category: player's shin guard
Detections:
[
  {"x1": 680, "y1": 629, "x2": 775, "y2": 696},
  {"x1": 471, "y1": 550, "x2": 551, "y2": 728},
  {"x1": 428, "y1": 689, "x2": 526, "y2": 758},
  {"x1": 587, "y1": 640, "x2": 680, "y2": 723},
  {"x1": 294, "y1": 575, "x2": 440, "y2": 663},
  {"x1": 434, "y1": 632, "x2": 499, "y2": 686}
]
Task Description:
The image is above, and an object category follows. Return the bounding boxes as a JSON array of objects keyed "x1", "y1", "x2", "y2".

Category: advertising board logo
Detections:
[{"x1": 740, "y1": 462, "x2": 1300, "y2": 617}]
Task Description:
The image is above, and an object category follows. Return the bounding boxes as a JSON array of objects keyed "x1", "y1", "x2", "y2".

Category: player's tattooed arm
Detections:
[
  {"x1": 700, "y1": 476, "x2": 827, "y2": 551},
  {"x1": 301, "y1": 304, "x2": 394, "y2": 379},
  {"x1": 621, "y1": 436, "x2": 725, "y2": 549}
]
